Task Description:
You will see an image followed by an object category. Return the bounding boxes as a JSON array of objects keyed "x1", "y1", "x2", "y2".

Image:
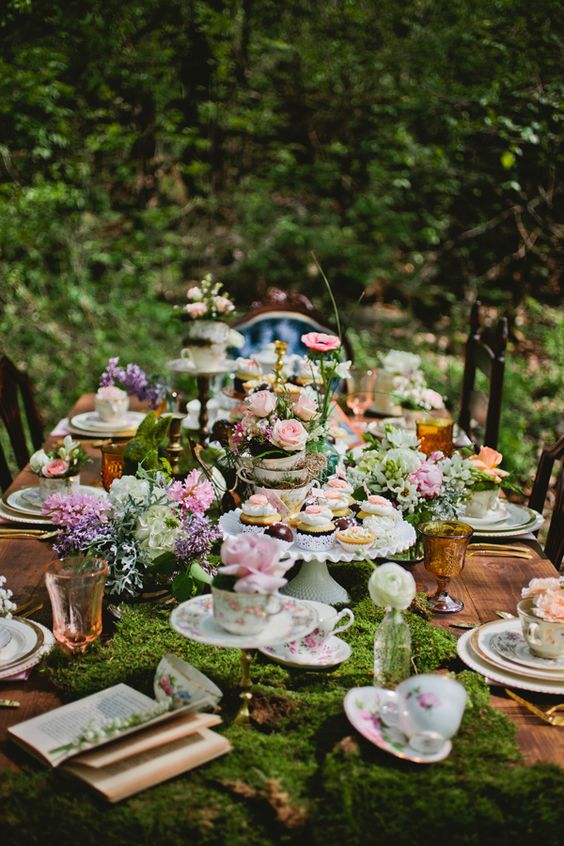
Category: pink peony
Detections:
[
  {"x1": 270, "y1": 418, "x2": 308, "y2": 452},
  {"x1": 43, "y1": 458, "x2": 70, "y2": 478},
  {"x1": 292, "y1": 392, "x2": 318, "y2": 421},
  {"x1": 409, "y1": 461, "x2": 443, "y2": 498},
  {"x1": 246, "y1": 389, "x2": 277, "y2": 418},
  {"x1": 219, "y1": 534, "x2": 291, "y2": 593},
  {"x1": 301, "y1": 332, "x2": 341, "y2": 353},
  {"x1": 167, "y1": 469, "x2": 214, "y2": 515},
  {"x1": 521, "y1": 577, "x2": 562, "y2": 599},
  {"x1": 184, "y1": 301, "x2": 207, "y2": 318},
  {"x1": 533, "y1": 588, "x2": 564, "y2": 623},
  {"x1": 468, "y1": 447, "x2": 508, "y2": 484}
]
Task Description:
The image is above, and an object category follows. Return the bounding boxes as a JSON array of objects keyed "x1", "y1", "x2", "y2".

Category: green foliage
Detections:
[{"x1": 124, "y1": 412, "x2": 172, "y2": 474}]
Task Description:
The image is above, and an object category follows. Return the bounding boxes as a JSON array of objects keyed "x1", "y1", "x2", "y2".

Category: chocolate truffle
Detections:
[{"x1": 264, "y1": 522, "x2": 295, "y2": 543}]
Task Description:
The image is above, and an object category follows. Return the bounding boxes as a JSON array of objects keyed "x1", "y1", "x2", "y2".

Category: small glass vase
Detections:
[{"x1": 373, "y1": 607, "x2": 412, "y2": 689}]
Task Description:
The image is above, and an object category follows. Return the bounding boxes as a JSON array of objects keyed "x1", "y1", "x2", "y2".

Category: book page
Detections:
[
  {"x1": 73, "y1": 712, "x2": 221, "y2": 769},
  {"x1": 63, "y1": 728, "x2": 232, "y2": 803},
  {"x1": 8, "y1": 683, "x2": 157, "y2": 767}
]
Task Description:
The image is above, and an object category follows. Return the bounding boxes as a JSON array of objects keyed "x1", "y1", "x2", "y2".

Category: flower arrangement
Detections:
[
  {"x1": 0, "y1": 575, "x2": 17, "y2": 618},
  {"x1": 379, "y1": 349, "x2": 443, "y2": 412},
  {"x1": 42, "y1": 469, "x2": 221, "y2": 598},
  {"x1": 181, "y1": 274, "x2": 235, "y2": 321},
  {"x1": 214, "y1": 534, "x2": 292, "y2": 594},
  {"x1": 30, "y1": 436, "x2": 89, "y2": 479},
  {"x1": 301, "y1": 332, "x2": 351, "y2": 425},
  {"x1": 521, "y1": 577, "x2": 564, "y2": 623},
  {"x1": 99, "y1": 357, "x2": 165, "y2": 409},
  {"x1": 466, "y1": 447, "x2": 519, "y2": 493},
  {"x1": 348, "y1": 425, "x2": 474, "y2": 525}
]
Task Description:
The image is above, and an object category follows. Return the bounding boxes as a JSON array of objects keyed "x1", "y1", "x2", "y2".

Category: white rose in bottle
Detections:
[{"x1": 368, "y1": 562, "x2": 416, "y2": 610}]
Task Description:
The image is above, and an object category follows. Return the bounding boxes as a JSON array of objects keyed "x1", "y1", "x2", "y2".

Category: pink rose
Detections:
[
  {"x1": 214, "y1": 295, "x2": 234, "y2": 314},
  {"x1": 246, "y1": 390, "x2": 276, "y2": 418},
  {"x1": 219, "y1": 534, "x2": 291, "y2": 593},
  {"x1": 292, "y1": 392, "x2": 318, "y2": 421},
  {"x1": 409, "y1": 461, "x2": 443, "y2": 498},
  {"x1": 522, "y1": 577, "x2": 562, "y2": 599},
  {"x1": 184, "y1": 301, "x2": 207, "y2": 318},
  {"x1": 270, "y1": 418, "x2": 308, "y2": 452},
  {"x1": 533, "y1": 588, "x2": 564, "y2": 623},
  {"x1": 43, "y1": 458, "x2": 70, "y2": 478},
  {"x1": 301, "y1": 332, "x2": 341, "y2": 353},
  {"x1": 421, "y1": 389, "x2": 444, "y2": 410}
]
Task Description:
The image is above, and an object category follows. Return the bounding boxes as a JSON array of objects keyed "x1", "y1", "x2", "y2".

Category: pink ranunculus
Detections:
[
  {"x1": 270, "y1": 418, "x2": 308, "y2": 452},
  {"x1": 184, "y1": 301, "x2": 207, "y2": 318},
  {"x1": 246, "y1": 389, "x2": 277, "y2": 418},
  {"x1": 533, "y1": 588, "x2": 564, "y2": 623},
  {"x1": 409, "y1": 461, "x2": 443, "y2": 498},
  {"x1": 43, "y1": 458, "x2": 70, "y2": 478},
  {"x1": 521, "y1": 577, "x2": 562, "y2": 599},
  {"x1": 301, "y1": 332, "x2": 341, "y2": 353},
  {"x1": 292, "y1": 392, "x2": 318, "y2": 421},
  {"x1": 219, "y1": 534, "x2": 291, "y2": 593}
]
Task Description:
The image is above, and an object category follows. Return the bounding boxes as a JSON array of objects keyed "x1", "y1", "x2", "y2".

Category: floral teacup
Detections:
[
  {"x1": 38, "y1": 473, "x2": 81, "y2": 503},
  {"x1": 517, "y1": 599, "x2": 564, "y2": 660},
  {"x1": 212, "y1": 586, "x2": 284, "y2": 636},
  {"x1": 463, "y1": 488, "x2": 500, "y2": 518},
  {"x1": 284, "y1": 601, "x2": 354, "y2": 655},
  {"x1": 379, "y1": 674, "x2": 467, "y2": 754}
]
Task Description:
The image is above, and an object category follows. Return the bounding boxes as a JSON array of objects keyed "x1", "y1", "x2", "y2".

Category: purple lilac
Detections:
[
  {"x1": 52, "y1": 519, "x2": 112, "y2": 558},
  {"x1": 174, "y1": 514, "x2": 222, "y2": 562},
  {"x1": 99, "y1": 357, "x2": 163, "y2": 408}
]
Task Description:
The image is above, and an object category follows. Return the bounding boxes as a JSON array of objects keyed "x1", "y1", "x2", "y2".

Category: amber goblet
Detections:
[
  {"x1": 416, "y1": 417, "x2": 454, "y2": 457},
  {"x1": 418, "y1": 520, "x2": 474, "y2": 613},
  {"x1": 100, "y1": 442, "x2": 127, "y2": 492}
]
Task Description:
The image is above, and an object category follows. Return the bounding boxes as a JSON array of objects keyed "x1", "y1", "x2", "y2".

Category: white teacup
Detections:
[
  {"x1": 285, "y1": 601, "x2": 354, "y2": 653},
  {"x1": 517, "y1": 599, "x2": 564, "y2": 660},
  {"x1": 379, "y1": 674, "x2": 467, "y2": 754},
  {"x1": 38, "y1": 474, "x2": 81, "y2": 503},
  {"x1": 212, "y1": 586, "x2": 284, "y2": 636},
  {"x1": 95, "y1": 390, "x2": 129, "y2": 423},
  {"x1": 463, "y1": 488, "x2": 500, "y2": 518}
]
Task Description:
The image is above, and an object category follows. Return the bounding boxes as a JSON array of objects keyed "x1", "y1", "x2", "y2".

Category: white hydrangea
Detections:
[
  {"x1": 380, "y1": 350, "x2": 421, "y2": 375},
  {"x1": 135, "y1": 503, "x2": 181, "y2": 561}
]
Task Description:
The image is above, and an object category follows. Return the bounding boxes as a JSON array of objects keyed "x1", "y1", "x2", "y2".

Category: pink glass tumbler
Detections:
[{"x1": 45, "y1": 556, "x2": 107, "y2": 653}]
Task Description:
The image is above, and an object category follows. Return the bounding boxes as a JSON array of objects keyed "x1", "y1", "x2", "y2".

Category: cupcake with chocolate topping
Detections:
[
  {"x1": 295, "y1": 505, "x2": 337, "y2": 551},
  {"x1": 239, "y1": 494, "x2": 281, "y2": 533},
  {"x1": 357, "y1": 494, "x2": 397, "y2": 523}
]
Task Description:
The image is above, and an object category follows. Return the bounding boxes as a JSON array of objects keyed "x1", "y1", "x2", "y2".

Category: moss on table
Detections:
[{"x1": 3, "y1": 562, "x2": 563, "y2": 846}]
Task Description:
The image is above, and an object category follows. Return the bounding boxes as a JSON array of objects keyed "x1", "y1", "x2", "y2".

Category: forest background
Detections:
[{"x1": 0, "y1": 0, "x2": 562, "y2": 484}]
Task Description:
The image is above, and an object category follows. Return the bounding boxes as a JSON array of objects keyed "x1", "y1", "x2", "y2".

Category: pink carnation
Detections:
[
  {"x1": 219, "y1": 534, "x2": 292, "y2": 593},
  {"x1": 409, "y1": 461, "x2": 443, "y2": 498},
  {"x1": 167, "y1": 469, "x2": 214, "y2": 515},
  {"x1": 301, "y1": 332, "x2": 341, "y2": 353},
  {"x1": 521, "y1": 577, "x2": 562, "y2": 599},
  {"x1": 43, "y1": 458, "x2": 70, "y2": 478}
]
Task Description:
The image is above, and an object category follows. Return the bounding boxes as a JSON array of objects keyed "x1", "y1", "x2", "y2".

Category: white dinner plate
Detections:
[
  {"x1": 5, "y1": 485, "x2": 107, "y2": 517},
  {"x1": 460, "y1": 503, "x2": 539, "y2": 533},
  {"x1": 471, "y1": 620, "x2": 564, "y2": 681},
  {"x1": 457, "y1": 628, "x2": 564, "y2": 695},
  {"x1": 0, "y1": 618, "x2": 55, "y2": 678},
  {"x1": 69, "y1": 411, "x2": 146, "y2": 436},
  {"x1": 0, "y1": 502, "x2": 53, "y2": 525},
  {"x1": 458, "y1": 505, "x2": 509, "y2": 528}
]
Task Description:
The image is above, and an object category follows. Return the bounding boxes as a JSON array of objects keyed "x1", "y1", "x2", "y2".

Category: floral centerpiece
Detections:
[
  {"x1": 30, "y1": 436, "x2": 90, "y2": 501},
  {"x1": 373, "y1": 349, "x2": 443, "y2": 417},
  {"x1": 463, "y1": 447, "x2": 521, "y2": 517},
  {"x1": 369, "y1": 562, "x2": 417, "y2": 687},
  {"x1": 99, "y1": 357, "x2": 165, "y2": 410},
  {"x1": 42, "y1": 469, "x2": 221, "y2": 599},
  {"x1": 348, "y1": 425, "x2": 474, "y2": 528},
  {"x1": 179, "y1": 273, "x2": 243, "y2": 369},
  {"x1": 211, "y1": 534, "x2": 293, "y2": 635}
]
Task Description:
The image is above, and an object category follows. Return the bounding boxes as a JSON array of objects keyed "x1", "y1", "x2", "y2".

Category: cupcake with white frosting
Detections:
[
  {"x1": 357, "y1": 495, "x2": 397, "y2": 522},
  {"x1": 239, "y1": 494, "x2": 282, "y2": 533},
  {"x1": 336, "y1": 525, "x2": 376, "y2": 553},
  {"x1": 324, "y1": 477, "x2": 355, "y2": 499},
  {"x1": 322, "y1": 489, "x2": 352, "y2": 518},
  {"x1": 295, "y1": 505, "x2": 337, "y2": 551},
  {"x1": 234, "y1": 358, "x2": 262, "y2": 394}
]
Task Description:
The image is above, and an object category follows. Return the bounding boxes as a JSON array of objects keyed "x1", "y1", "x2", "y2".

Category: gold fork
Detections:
[
  {"x1": 0, "y1": 529, "x2": 57, "y2": 540},
  {"x1": 467, "y1": 549, "x2": 532, "y2": 560},
  {"x1": 504, "y1": 689, "x2": 564, "y2": 726}
]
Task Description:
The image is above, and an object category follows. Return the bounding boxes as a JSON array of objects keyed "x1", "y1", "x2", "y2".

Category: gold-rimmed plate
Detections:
[
  {"x1": 0, "y1": 617, "x2": 45, "y2": 674},
  {"x1": 470, "y1": 621, "x2": 564, "y2": 681}
]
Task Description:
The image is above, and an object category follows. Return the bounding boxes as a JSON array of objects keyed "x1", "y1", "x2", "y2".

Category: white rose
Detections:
[
  {"x1": 30, "y1": 449, "x2": 50, "y2": 473},
  {"x1": 135, "y1": 504, "x2": 180, "y2": 560},
  {"x1": 368, "y1": 562, "x2": 416, "y2": 610},
  {"x1": 384, "y1": 448, "x2": 423, "y2": 475}
]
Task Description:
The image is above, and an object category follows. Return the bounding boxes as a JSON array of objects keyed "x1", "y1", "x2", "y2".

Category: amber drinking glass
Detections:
[
  {"x1": 419, "y1": 520, "x2": 474, "y2": 613},
  {"x1": 100, "y1": 442, "x2": 127, "y2": 491},
  {"x1": 346, "y1": 369, "x2": 376, "y2": 428},
  {"x1": 45, "y1": 556, "x2": 107, "y2": 652},
  {"x1": 416, "y1": 417, "x2": 454, "y2": 457}
]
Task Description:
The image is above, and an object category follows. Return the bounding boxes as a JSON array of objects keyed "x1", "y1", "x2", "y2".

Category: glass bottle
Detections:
[{"x1": 373, "y1": 607, "x2": 412, "y2": 688}]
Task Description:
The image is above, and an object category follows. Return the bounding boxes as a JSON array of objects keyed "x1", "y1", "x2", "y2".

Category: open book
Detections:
[{"x1": 9, "y1": 683, "x2": 231, "y2": 802}]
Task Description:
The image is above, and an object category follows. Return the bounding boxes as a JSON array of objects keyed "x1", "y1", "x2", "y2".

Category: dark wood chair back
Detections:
[
  {"x1": 0, "y1": 355, "x2": 44, "y2": 491},
  {"x1": 529, "y1": 434, "x2": 564, "y2": 570},
  {"x1": 232, "y1": 288, "x2": 353, "y2": 360},
  {"x1": 458, "y1": 300, "x2": 508, "y2": 450}
]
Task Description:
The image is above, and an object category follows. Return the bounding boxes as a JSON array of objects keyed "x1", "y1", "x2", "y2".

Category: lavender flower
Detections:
[
  {"x1": 99, "y1": 357, "x2": 164, "y2": 409},
  {"x1": 175, "y1": 514, "x2": 222, "y2": 562}
]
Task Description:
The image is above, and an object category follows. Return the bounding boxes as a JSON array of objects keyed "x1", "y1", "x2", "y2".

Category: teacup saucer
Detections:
[
  {"x1": 259, "y1": 635, "x2": 351, "y2": 669},
  {"x1": 344, "y1": 687, "x2": 452, "y2": 764}
]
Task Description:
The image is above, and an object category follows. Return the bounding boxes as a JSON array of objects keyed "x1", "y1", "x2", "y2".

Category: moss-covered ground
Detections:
[{"x1": 2, "y1": 562, "x2": 563, "y2": 846}]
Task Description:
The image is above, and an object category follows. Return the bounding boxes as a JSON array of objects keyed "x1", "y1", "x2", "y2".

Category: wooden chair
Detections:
[
  {"x1": 458, "y1": 300, "x2": 508, "y2": 450},
  {"x1": 231, "y1": 288, "x2": 353, "y2": 360},
  {"x1": 0, "y1": 355, "x2": 44, "y2": 491},
  {"x1": 529, "y1": 434, "x2": 564, "y2": 570}
]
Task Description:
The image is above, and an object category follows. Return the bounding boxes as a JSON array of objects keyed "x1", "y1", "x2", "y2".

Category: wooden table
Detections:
[{"x1": 0, "y1": 396, "x2": 562, "y2": 772}]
